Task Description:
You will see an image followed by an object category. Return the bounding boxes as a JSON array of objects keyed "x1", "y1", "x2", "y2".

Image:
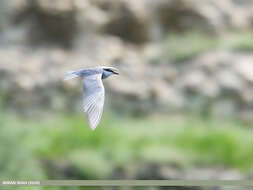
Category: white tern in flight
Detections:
[{"x1": 64, "y1": 66, "x2": 119, "y2": 130}]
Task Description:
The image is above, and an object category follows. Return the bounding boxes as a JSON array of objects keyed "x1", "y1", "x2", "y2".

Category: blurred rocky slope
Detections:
[{"x1": 1, "y1": 0, "x2": 253, "y2": 121}]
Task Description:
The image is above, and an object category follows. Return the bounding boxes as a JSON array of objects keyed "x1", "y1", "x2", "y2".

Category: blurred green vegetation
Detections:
[
  {"x1": 1, "y1": 110, "x2": 253, "y2": 190},
  {"x1": 164, "y1": 31, "x2": 253, "y2": 61},
  {"x1": 33, "y1": 113, "x2": 253, "y2": 171},
  {"x1": 221, "y1": 32, "x2": 253, "y2": 52},
  {"x1": 1, "y1": 111, "x2": 253, "y2": 182},
  {"x1": 0, "y1": 113, "x2": 44, "y2": 179},
  {"x1": 164, "y1": 31, "x2": 218, "y2": 61}
]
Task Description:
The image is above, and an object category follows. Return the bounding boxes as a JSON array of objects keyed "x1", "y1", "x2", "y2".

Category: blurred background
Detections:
[{"x1": 1, "y1": 0, "x2": 253, "y2": 190}]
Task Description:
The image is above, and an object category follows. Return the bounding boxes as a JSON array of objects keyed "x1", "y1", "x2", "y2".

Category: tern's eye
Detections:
[{"x1": 104, "y1": 69, "x2": 112, "y2": 72}]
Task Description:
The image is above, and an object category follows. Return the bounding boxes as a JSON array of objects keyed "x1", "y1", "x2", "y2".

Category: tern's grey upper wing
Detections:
[{"x1": 82, "y1": 73, "x2": 105, "y2": 130}]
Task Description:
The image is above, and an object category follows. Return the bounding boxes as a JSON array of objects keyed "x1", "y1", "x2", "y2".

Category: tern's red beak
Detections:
[{"x1": 113, "y1": 71, "x2": 119, "y2": 75}]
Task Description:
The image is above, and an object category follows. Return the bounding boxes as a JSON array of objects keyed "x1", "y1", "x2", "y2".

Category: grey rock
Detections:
[{"x1": 235, "y1": 60, "x2": 253, "y2": 83}]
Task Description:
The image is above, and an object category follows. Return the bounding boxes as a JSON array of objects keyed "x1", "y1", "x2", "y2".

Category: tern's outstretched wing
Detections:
[{"x1": 82, "y1": 73, "x2": 105, "y2": 130}]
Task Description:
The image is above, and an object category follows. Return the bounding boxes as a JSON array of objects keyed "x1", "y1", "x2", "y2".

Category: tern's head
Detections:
[{"x1": 102, "y1": 66, "x2": 119, "y2": 79}]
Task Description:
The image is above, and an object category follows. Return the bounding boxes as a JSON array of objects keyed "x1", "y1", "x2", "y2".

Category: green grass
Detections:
[
  {"x1": 221, "y1": 32, "x2": 253, "y2": 52},
  {"x1": 164, "y1": 31, "x2": 218, "y2": 61},
  {"x1": 1, "y1": 112, "x2": 253, "y2": 180},
  {"x1": 18, "y1": 114, "x2": 253, "y2": 169},
  {"x1": 163, "y1": 31, "x2": 253, "y2": 62}
]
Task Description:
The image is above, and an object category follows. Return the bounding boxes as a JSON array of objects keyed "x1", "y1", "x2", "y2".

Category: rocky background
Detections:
[
  {"x1": 1, "y1": 0, "x2": 253, "y2": 189},
  {"x1": 0, "y1": 0, "x2": 253, "y2": 121}
]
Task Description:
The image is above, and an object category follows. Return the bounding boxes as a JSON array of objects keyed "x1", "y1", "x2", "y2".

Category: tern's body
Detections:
[{"x1": 64, "y1": 66, "x2": 119, "y2": 130}]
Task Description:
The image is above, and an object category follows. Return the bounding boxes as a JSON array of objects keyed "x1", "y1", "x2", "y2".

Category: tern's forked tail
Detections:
[{"x1": 64, "y1": 71, "x2": 80, "y2": 81}]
